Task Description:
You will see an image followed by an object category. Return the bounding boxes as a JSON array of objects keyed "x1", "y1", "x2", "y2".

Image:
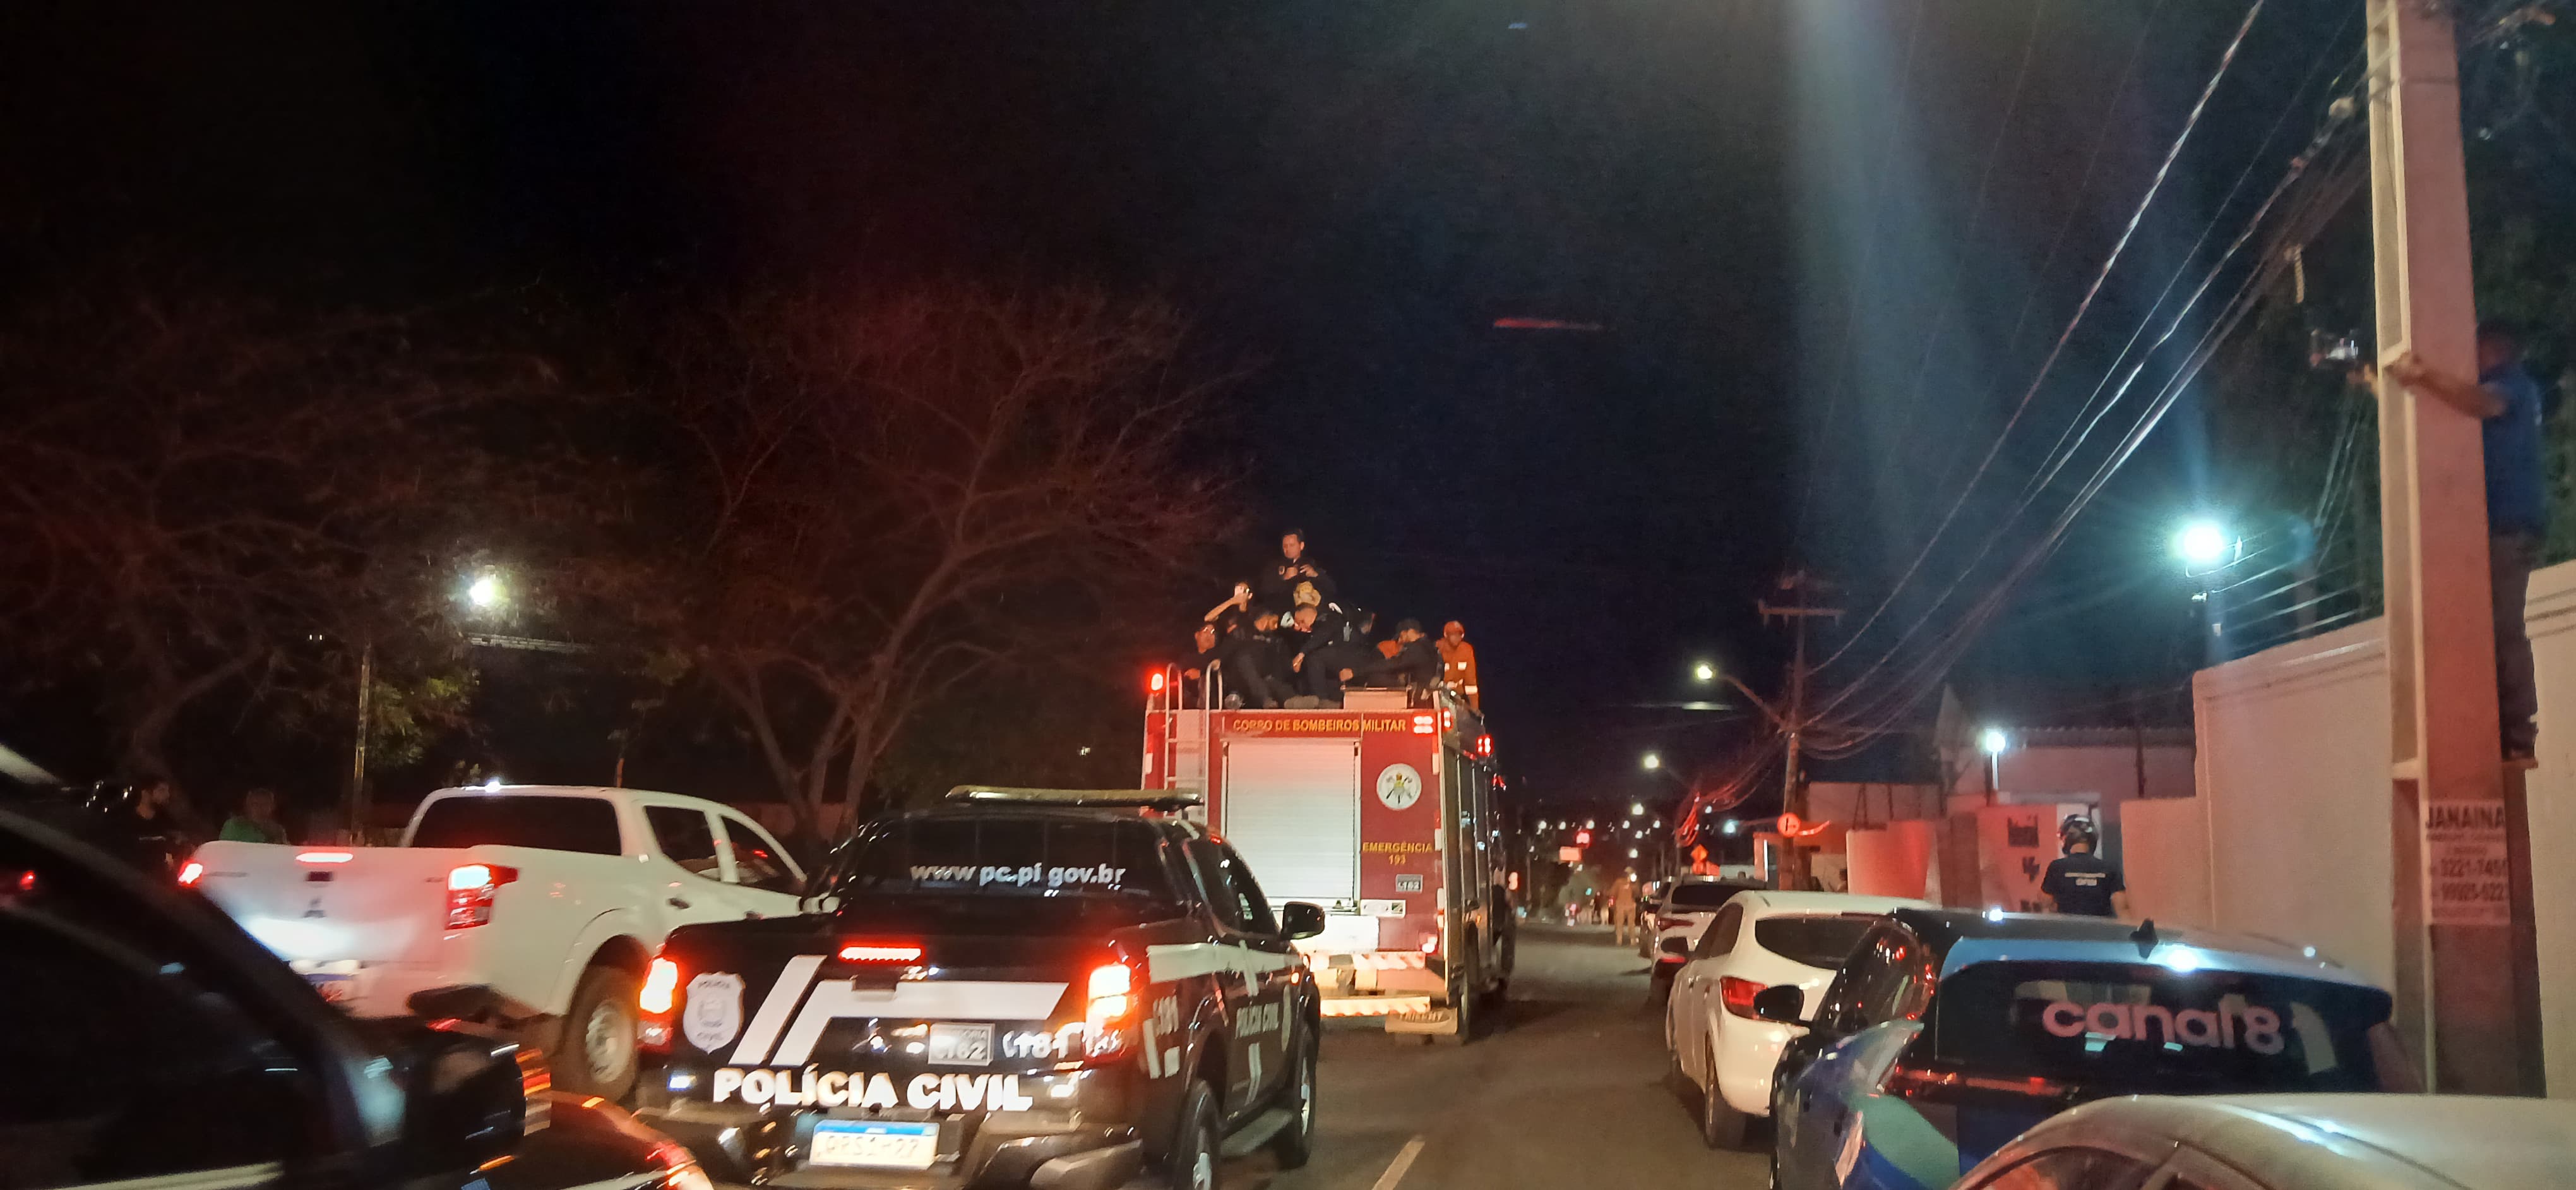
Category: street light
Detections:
[
  {"x1": 1642, "y1": 752, "x2": 1661, "y2": 771},
  {"x1": 1630, "y1": 802, "x2": 1645, "y2": 815},
  {"x1": 1979, "y1": 726, "x2": 2010, "y2": 796},
  {"x1": 2174, "y1": 520, "x2": 2233, "y2": 572},
  {"x1": 1693, "y1": 662, "x2": 1717, "y2": 682},
  {"x1": 465, "y1": 570, "x2": 508, "y2": 613}
]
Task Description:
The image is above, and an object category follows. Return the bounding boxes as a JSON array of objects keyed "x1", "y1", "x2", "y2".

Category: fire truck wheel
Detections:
[{"x1": 1270, "y1": 1036, "x2": 1318, "y2": 1169}]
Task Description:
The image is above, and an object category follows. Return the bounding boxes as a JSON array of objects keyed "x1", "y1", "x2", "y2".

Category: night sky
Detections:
[{"x1": 1, "y1": 1, "x2": 2360, "y2": 817}]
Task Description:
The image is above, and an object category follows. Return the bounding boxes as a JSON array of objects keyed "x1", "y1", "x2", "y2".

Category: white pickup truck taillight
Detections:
[{"x1": 446, "y1": 863, "x2": 518, "y2": 929}]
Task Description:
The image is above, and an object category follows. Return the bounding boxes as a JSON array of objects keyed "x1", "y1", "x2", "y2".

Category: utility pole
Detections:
[
  {"x1": 2366, "y1": 0, "x2": 2543, "y2": 1093},
  {"x1": 345, "y1": 639, "x2": 373, "y2": 843},
  {"x1": 1760, "y1": 571, "x2": 1842, "y2": 891}
]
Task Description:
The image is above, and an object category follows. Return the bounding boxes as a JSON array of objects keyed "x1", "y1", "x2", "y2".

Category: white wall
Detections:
[
  {"x1": 2118, "y1": 795, "x2": 2212, "y2": 930},
  {"x1": 2193, "y1": 558, "x2": 2576, "y2": 1097}
]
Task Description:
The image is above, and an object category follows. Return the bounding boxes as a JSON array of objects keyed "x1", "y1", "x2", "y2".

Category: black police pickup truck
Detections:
[{"x1": 632, "y1": 789, "x2": 1327, "y2": 1190}]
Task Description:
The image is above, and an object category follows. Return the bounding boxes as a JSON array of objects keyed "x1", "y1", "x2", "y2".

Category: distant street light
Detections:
[
  {"x1": 465, "y1": 570, "x2": 509, "y2": 612},
  {"x1": 1630, "y1": 802, "x2": 1646, "y2": 815},
  {"x1": 1693, "y1": 662, "x2": 1717, "y2": 682},
  {"x1": 1979, "y1": 726, "x2": 2010, "y2": 797},
  {"x1": 2174, "y1": 520, "x2": 2234, "y2": 572},
  {"x1": 1642, "y1": 753, "x2": 1662, "y2": 771}
]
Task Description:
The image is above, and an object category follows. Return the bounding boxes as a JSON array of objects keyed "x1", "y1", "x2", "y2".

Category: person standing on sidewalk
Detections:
[{"x1": 2383, "y1": 320, "x2": 2548, "y2": 766}]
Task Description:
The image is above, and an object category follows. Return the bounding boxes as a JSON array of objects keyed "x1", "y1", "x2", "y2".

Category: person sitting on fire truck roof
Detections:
[
  {"x1": 1181, "y1": 623, "x2": 1224, "y2": 707},
  {"x1": 1256, "y1": 528, "x2": 1339, "y2": 614},
  {"x1": 1222, "y1": 608, "x2": 1290, "y2": 709},
  {"x1": 1438, "y1": 620, "x2": 1481, "y2": 711},
  {"x1": 1290, "y1": 606, "x2": 1371, "y2": 707},
  {"x1": 1360, "y1": 619, "x2": 1442, "y2": 690},
  {"x1": 1202, "y1": 580, "x2": 1256, "y2": 630}
]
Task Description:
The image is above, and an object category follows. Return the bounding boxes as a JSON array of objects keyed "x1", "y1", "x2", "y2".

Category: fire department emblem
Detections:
[
  {"x1": 683, "y1": 972, "x2": 746, "y2": 1053},
  {"x1": 1375, "y1": 763, "x2": 1423, "y2": 811}
]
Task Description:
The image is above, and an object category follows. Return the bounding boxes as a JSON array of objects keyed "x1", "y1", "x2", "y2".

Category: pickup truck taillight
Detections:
[
  {"x1": 1081, "y1": 958, "x2": 1143, "y2": 1061},
  {"x1": 638, "y1": 956, "x2": 681, "y2": 1053},
  {"x1": 445, "y1": 863, "x2": 518, "y2": 929}
]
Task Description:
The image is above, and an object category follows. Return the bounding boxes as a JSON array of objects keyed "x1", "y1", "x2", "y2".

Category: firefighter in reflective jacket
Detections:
[{"x1": 1438, "y1": 621, "x2": 1481, "y2": 711}]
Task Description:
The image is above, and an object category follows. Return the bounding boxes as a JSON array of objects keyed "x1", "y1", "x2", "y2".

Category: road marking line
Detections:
[{"x1": 1370, "y1": 1136, "x2": 1426, "y2": 1190}]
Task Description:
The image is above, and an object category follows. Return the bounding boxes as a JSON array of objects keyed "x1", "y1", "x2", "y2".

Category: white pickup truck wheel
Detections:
[{"x1": 560, "y1": 963, "x2": 641, "y2": 1101}]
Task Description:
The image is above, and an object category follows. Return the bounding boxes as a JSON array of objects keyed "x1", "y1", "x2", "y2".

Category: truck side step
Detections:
[{"x1": 1219, "y1": 1106, "x2": 1295, "y2": 1158}]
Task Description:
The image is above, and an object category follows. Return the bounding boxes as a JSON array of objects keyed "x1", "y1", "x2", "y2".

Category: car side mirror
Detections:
[
  {"x1": 1751, "y1": 984, "x2": 1807, "y2": 1025},
  {"x1": 1280, "y1": 901, "x2": 1327, "y2": 940},
  {"x1": 398, "y1": 1023, "x2": 537, "y2": 1175}
]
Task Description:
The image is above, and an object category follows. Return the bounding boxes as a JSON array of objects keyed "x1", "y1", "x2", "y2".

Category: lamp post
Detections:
[{"x1": 1979, "y1": 726, "x2": 2010, "y2": 803}]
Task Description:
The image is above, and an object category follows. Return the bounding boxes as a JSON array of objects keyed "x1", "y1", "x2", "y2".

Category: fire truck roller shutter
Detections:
[{"x1": 1220, "y1": 740, "x2": 1362, "y2": 906}]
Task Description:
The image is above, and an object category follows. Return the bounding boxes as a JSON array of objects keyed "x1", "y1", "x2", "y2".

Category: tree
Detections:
[
  {"x1": 609, "y1": 283, "x2": 1232, "y2": 841},
  {"x1": 0, "y1": 273, "x2": 551, "y2": 789}
]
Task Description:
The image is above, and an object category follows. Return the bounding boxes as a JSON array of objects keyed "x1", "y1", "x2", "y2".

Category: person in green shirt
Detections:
[{"x1": 218, "y1": 787, "x2": 290, "y2": 844}]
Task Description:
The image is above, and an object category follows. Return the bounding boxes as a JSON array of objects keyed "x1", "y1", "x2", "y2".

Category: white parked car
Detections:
[
  {"x1": 186, "y1": 784, "x2": 808, "y2": 1099},
  {"x1": 1955, "y1": 1093, "x2": 2576, "y2": 1189},
  {"x1": 1661, "y1": 889, "x2": 1929, "y2": 1148}
]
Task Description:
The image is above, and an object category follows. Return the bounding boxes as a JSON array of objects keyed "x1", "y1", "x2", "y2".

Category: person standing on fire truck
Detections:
[
  {"x1": 1438, "y1": 620, "x2": 1480, "y2": 710},
  {"x1": 1258, "y1": 529, "x2": 1339, "y2": 615}
]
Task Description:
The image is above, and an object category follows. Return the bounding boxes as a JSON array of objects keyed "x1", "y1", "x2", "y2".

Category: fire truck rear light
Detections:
[
  {"x1": 838, "y1": 942, "x2": 926, "y2": 963},
  {"x1": 1476, "y1": 734, "x2": 1493, "y2": 757},
  {"x1": 1411, "y1": 714, "x2": 1436, "y2": 735},
  {"x1": 1440, "y1": 707, "x2": 1455, "y2": 731},
  {"x1": 1149, "y1": 670, "x2": 1167, "y2": 693},
  {"x1": 177, "y1": 862, "x2": 204, "y2": 887}
]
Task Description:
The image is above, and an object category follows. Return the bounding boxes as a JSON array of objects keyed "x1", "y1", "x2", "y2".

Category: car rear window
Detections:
[
  {"x1": 410, "y1": 795, "x2": 623, "y2": 856},
  {"x1": 1753, "y1": 915, "x2": 1880, "y2": 968},
  {"x1": 837, "y1": 817, "x2": 1180, "y2": 903},
  {"x1": 1929, "y1": 960, "x2": 2401, "y2": 1095},
  {"x1": 1667, "y1": 882, "x2": 1748, "y2": 909}
]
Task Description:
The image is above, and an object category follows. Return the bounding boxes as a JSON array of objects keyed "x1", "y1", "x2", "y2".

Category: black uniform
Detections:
[
  {"x1": 1363, "y1": 637, "x2": 1441, "y2": 688},
  {"x1": 1256, "y1": 554, "x2": 1337, "y2": 615},
  {"x1": 2039, "y1": 852, "x2": 2125, "y2": 917}
]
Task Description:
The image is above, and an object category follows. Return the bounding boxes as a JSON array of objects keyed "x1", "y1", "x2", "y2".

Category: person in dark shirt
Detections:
[
  {"x1": 1180, "y1": 623, "x2": 1225, "y2": 708},
  {"x1": 1255, "y1": 529, "x2": 1339, "y2": 615},
  {"x1": 2039, "y1": 815, "x2": 2128, "y2": 919},
  {"x1": 1361, "y1": 619, "x2": 1443, "y2": 690},
  {"x1": 2383, "y1": 322, "x2": 2549, "y2": 766}
]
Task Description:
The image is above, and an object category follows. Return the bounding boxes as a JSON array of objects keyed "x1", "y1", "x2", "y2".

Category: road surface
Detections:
[{"x1": 1236, "y1": 921, "x2": 1771, "y2": 1189}]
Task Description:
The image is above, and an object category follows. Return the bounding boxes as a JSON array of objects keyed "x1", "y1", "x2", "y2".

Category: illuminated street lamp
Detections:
[
  {"x1": 1642, "y1": 752, "x2": 1662, "y2": 771},
  {"x1": 465, "y1": 570, "x2": 508, "y2": 612},
  {"x1": 1693, "y1": 661, "x2": 1717, "y2": 682},
  {"x1": 2173, "y1": 520, "x2": 2235, "y2": 574},
  {"x1": 1979, "y1": 726, "x2": 2010, "y2": 797}
]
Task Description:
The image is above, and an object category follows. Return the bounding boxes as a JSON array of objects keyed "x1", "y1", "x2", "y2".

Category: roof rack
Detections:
[{"x1": 942, "y1": 786, "x2": 1204, "y2": 812}]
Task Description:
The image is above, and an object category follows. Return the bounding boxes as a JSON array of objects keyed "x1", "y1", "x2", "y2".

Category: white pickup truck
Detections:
[{"x1": 185, "y1": 783, "x2": 809, "y2": 1100}]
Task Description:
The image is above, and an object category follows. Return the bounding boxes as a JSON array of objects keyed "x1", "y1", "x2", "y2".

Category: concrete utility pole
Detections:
[
  {"x1": 2366, "y1": 0, "x2": 2544, "y2": 1093},
  {"x1": 1760, "y1": 572, "x2": 1842, "y2": 891}
]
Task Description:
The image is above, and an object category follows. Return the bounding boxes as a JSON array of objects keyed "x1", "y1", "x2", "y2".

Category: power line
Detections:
[{"x1": 1810, "y1": 0, "x2": 2270, "y2": 678}]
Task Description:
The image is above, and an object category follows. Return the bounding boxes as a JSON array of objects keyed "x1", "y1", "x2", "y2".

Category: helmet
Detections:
[{"x1": 2060, "y1": 814, "x2": 2099, "y2": 853}]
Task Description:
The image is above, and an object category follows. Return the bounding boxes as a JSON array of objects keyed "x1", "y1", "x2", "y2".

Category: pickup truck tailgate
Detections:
[{"x1": 189, "y1": 841, "x2": 480, "y2": 1011}]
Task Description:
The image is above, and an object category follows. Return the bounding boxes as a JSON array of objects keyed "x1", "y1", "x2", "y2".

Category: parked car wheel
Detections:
[{"x1": 1699, "y1": 1042, "x2": 1748, "y2": 1150}]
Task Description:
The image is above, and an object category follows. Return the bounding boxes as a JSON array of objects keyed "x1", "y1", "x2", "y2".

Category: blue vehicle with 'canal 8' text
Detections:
[{"x1": 1762, "y1": 908, "x2": 2418, "y2": 1190}]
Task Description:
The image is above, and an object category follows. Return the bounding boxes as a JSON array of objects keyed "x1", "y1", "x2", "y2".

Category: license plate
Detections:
[
  {"x1": 305, "y1": 973, "x2": 358, "y2": 1004},
  {"x1": 927, "y1": 1023, "x2": 993, "y2": 1066},
  {"x1": 810, "y1": 1119, "x2": 939, "y2": 1169}
]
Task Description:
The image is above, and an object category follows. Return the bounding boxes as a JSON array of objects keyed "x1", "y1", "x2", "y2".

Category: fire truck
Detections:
[{"x1": 1142, "y1": 668, "x2": 1512, "y2": 1042}]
